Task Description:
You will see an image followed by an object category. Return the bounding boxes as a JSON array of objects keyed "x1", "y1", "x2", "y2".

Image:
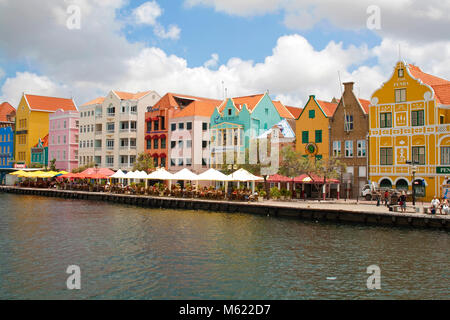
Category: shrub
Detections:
[{"x1": 270, "y1": 187, "x2": 281, "y2": 198}]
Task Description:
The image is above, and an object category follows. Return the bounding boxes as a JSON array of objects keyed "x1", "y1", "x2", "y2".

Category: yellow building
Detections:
[
  {"x1": 295, "y1": 95, "x2": 337, "y2": 161},
  {"x1": 369, "y1": 61, "x2": 450, "y2": 201},
  {"x1": 15, "y1": 94, "x2": 77, "y2": 166}
]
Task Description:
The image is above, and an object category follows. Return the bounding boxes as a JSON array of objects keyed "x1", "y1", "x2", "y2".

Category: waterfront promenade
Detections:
[{"x1": 1, "y1": 186, "x2": 448, "y2": 230}]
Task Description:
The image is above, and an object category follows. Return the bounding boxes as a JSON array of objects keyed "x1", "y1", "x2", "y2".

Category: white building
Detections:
[{"x1": 79, "y1": 90, "x2": 160, "y2": 170}]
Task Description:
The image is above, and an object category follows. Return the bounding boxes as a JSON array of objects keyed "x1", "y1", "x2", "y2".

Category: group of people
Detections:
[
  {"x1": 376, "y1": 190, "x2": 408, "y2": 212},
  {"x1": 430, "y1": 197, "x2": 449, "y2": 215}
]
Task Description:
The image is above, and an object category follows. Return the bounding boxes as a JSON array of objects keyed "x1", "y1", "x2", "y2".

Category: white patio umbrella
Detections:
[
  {"x1": 170, "y1": 168, "x2": 200, "y2": 191},
  {"x1": 197, "y1": 168, "x2": 232, "y2": 195},
  {"x1": 147, "y1": 168, "x2": 175, "y2": 189},
  {"x1": 228, "y1": 168, "x2": 264, "y2": 193},
  {"x1": 110, "y1": 169, "x2": 127, "y2": 184}
]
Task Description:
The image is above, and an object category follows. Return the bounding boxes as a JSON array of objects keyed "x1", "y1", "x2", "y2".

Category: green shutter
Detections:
[
  {"x1": 309, "y1": 110, "x2": 315, "y2": 118},
  {"x1": 302, "y1": 131, "x2": 309, "y2": 143},
  {"x1": 315, "y1": 130, "x2": 322, "y2": 143}
]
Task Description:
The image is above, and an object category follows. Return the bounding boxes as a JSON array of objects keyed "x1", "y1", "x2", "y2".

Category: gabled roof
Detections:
[
  {"x1": 33, "y1": 134, "x2": 49, "y2": 148},
  {"x1": 286, "y1": 106, "x2": 303, "y2": 119},
  {"x1": 316, "y1": 99, "x2": 338, "y2": 117},
  {"x1": 153, "y1": 92, "x2": 219, "y2": 110},
  {"x1": 272, "y1": 101, "x2": 295, "y2": 119},
  {"x1": 408, "y1": 64, "x2": 450, "y2": 105},
  {"x1": 219, "y1": 94, "x2": 265, "y2": 113},
  {"x1": 24, "y1": 94, "x2": 77, "y2": 112},
  {"x1": 81, "y1": 97, "x2": 105, "y2": 107},
  {"x1": 358, "y1": 99, "x2": 370, "y2": 114},
  {"x1": 0, "y1": 102, "x2": 15, "y2": 122},
  {"x1": 173, "y1": 99, "x2": 222, "y2": 118},
  {"x1": 113, "y1": 90, "x2": 152, "y2": 100}
]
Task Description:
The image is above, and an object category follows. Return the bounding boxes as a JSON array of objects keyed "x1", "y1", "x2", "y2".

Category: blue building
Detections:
[{"x1": 0, "y1": 126, "x2": 14, "y2": 168}]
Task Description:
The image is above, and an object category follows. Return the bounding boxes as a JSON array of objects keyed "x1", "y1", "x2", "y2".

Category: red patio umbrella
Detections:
[{"x1": 85, "y1": 173, "x2": 109, "y2": 179}]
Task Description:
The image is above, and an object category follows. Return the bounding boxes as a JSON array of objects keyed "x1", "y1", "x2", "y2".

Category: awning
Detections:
[
  {"x1": 293, "y1": 174, "x2": 339, "y2": 184},
  {"x1": 267, "y1": 174, "x2": 293, "y2": 183}
]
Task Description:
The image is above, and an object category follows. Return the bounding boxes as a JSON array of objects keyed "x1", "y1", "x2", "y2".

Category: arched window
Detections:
[
  {"x1": 396, "y1": 179, "x2": 408, "y2": 190},
  {"x1": 380, "y1": 179, "x2": 392, "y2": 189}
]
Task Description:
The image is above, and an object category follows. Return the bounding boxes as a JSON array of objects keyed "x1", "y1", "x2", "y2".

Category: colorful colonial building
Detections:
[
  {"x1": 295, "y1": 95, "x2": 338, "y2": 161},
  {"x1": 48, "y1": 109, "x2": 80, "y2": 172},
  {"x1": 30, "y1": 134, "x2": 49, "y2": 167},
  {"x1": 145, "y1": 93, "x2": 218, "y2": 169},
  {"x1": 209, "y1": 92, "x2": 295, "y2": 169},
  {"x1": 0, "y1": 102, "x2": 15, "y2": 169},
  {"x1": 369, "y1": 61, "x2": 450, "y2": 201},
  {"x1": 79, "y1": 90, "x2": 160, "y2": 170},
  {"x1": 15, "y1": 94, "x2": 77, "y2": 166},
  {"x1": 330, "y1": 82, "x2": 370, "y2": 197}
]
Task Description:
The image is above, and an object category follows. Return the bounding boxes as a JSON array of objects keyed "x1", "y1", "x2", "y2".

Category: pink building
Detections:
[{"x1": 49, "y1": 109, "x2": 80, "y2": 171}]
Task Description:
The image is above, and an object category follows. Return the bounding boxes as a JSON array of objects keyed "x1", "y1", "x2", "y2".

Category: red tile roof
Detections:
[
  {"x1": 81, "y1": 97, "x2": 105, "y2": 107},
  {"x1": 220, "y1": 94, "x2": 265, "y2": 113},
  {"x1": 408, "y1": 64, "x2": 450, "y2": 105},
  {"x1": 154, "y1": 92, "x2": 220, "y2": 110},
  {"x1": 0, "y1": 102, "x2": 15, "y2": 122},
  {"x1": 113, "y1": 90, "x2": 152, "y2": 100},
  {"x1": 33, "y1": 134, "x2": 49, "y2": 148},
  {"x1": 173, "y1": 99, "x2": 222, "y2": 118},
  {"x1": 358, "y1": 98, "x2": 370, "y2": 114},
  {"x1": 24, "y1": 94, "x2": 77, "y2": 112},
  {"x1": 273, "y1": 101, "x2": 295, "y2": 119},
  {"x1": 286, "y1": 106, "x2": 303, "y2": 119},
  {"x1": 316, "y1": 99, "x2": 338, "y2": 117}
]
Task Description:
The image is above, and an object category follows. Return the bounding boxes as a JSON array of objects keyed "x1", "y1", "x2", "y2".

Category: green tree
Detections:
[
  {"x1": 49, "y1": 158, "x2": 57, "y2": 171},
  {"x1": 133, "y1": 153, "x2": 155, "y2": 172}
]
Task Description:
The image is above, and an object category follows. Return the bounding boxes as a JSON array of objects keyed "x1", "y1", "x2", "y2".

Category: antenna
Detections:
[{"x1": 225, "y1": 88, "x2": 228, "y2": 99}]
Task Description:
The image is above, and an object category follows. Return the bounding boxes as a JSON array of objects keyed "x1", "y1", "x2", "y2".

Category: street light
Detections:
[{"x1": 412, "y1": 165, "x2": 417, "y2": 206}]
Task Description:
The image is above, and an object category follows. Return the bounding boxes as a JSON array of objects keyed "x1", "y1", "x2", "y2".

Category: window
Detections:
[
  {"x1": 130, "y1": 121, "x2": 137, "y2": 131},
  {"x1": 63, "y1": 136, "x2": 66, "y2": 144},
  {"x1": 106, "y1": 139, "x2": 114, "y2": 150},
  {"x1": 171, "y1": 123, "x2": 176, "y2": 131},
  {"x1": 160, "y1": 157, "x2": 166, "y2": 167},
  {"x1": 161, "y1": 117, "x2": 165, "y2": 130},
  {"x1": 345, "y1": 140, "x2": 353, "y2": 157},
  {"x1": 315, "y1": 130, "x2": 322, "y2": 143},
  {"x1": 120, "y1": 155, "x2": 128, "y2": 165},
  {"x1": 178, "y1": 159, "x2": 184, "y2": 166},
  {"x1": 107, "y1": 122, "x2": 115, "y2": 132},
  {"x1": 171, "y1": 141, "x2": 176, "y2": 148},
  {"x1": 228, "y1": 109, "x2": 232, "y2": 116},
  {"x1": 412, "y1": 146, "x2": 425, "y2": 165},
  {"x1": 202, "y1": 122, "x2": 208, "y2": 131},
  {"x1": 147, "y1": 139, "x2": 152, "y2": 150},
  {"x1": 107, "y1": 105, "x2": 115, "y2": 115},
  {"x1": 357, "y1": 140, "x2": 366, "y2": 157},
  {"x1": 170, "y1": 158, "x2": 176, "y2": 166},
  {"x1": 309, "y1": 110, "x2": 315, "y2": 118},
  {"x1": 154, "y1": 120, "x2": 159, "y2": 131},
  {"x1": 345, "y1": 115, "x2": 353, "y2": 131},
  {"x1": 333, "y1": 141, "x2": 341, "y2": 157},
  {"x1": 179, "y1": 123, "x2": 184, "y2": 130},
  {"x1": 302, "y1": 131, "x2": 309, "y2": 144},
  {"x1": 380, "y1": 148, "x2": 393, "y2": 165},
  {"x1": 154, "y1": 139, "x2": 159, "y2": 149},
  {"x1": 161, "y1": 138, "x2": 166, "y2": 149},
  {"x1": 106, "y1": 155, "x2": 114, "y2": 166},
  {"x1": 265, "y1": 108, "x2": 269, "y2": 116},
  {"x1": 64, "y1": 121, "x2": 67, "y2": 129},
  {"x1": 186, "y1": 158, "x2": 192, "y2": 166},
  {"x1": 412, "y1": 110, "x2": 424, "y2": 126},
  {"x1": 147, "y1": 121, "x2": 152, "y2": 132},
  {"x1": 186, "y1": 140, "x2": 192, "y2": 148},
  {"x1": 202, "y1": 141, "x2": 208, "y2": 148},
  {"x1": 440, "y1": 115, "x2": 445, "y2": 124},
  {"x1": 395, "y1": 88, "x2": 406, "y2": 103},
  {"x1": 398, "y1": 68, "x2": 404, "y2": 78},
  {"x1": 441, "y1": 147, "x2": 450, "y2": 165},
  {"x1": 130, "y1": 105, "x2": 137, "y2": 113},
  {"x1": 380, "y1": 113, "x2": 392, "y2": 128},
  {"x1": 187, "y1": 122, "x2": 192, "y2": 130},
  {"x1": 178, "y1": 140, "x2": 183, "y2": 148},
  {"x1": 63, "y1": 151, "x2": 66, "y2": 160}
]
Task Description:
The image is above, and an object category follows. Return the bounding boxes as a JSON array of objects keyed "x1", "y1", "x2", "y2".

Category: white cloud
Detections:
[
  {"x1": 204, "y1": 53, "x2": 219, "y2": 68},
  {"x1": 154, "y1": 24, "x2": 181, "y2": 40},
  {"x1": 184, "y1": 0, "x2": 450, "y2": 43},
  {"x1": 133, "y1": 1, "x2": 162, "y2": 25}
]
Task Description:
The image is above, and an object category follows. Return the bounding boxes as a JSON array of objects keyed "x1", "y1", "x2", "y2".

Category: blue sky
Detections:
[{"x1": 0, "y1": 0, "x2": 448, "y2": 107}]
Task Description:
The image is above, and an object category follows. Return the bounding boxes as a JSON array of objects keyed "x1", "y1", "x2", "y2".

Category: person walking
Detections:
[
  {"x1": 399, "y1": 191, "x2": 407, "y2": 213},
  {"x1": 376, "y1": 191, "x2": 381, "y2": 206},
  {"x1": 384, "y1": 190, "x2": 389, "y2": 206}
]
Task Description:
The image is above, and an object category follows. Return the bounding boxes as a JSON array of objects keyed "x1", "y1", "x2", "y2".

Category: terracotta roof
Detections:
[
  {"x1": 173, "y1": 99, "x2": 222, "y2": 118},
  {"x1": 153, "y1": 92, "x2": 220, "y2": 110},
  {"x1": 24, "y1": 94, "x2": 77, "y2": 112},
  {"x1": 316, "y1": 99, "x2": 338, "y2": 117},
  {"x1": 358, "y1": 98, "x2": 370, "y2": 114},
  {"x1": 272, "y1": 101, "x2": 295, "y2": 119},
  {"x1": 33, "y1": 134, "x2": 49, "y2": 148},
  {"x1": 222, "y1": 94, "x2": 265, "y2": 112},
  {"x1": 113, "y1": 90, "x2": 152, "y2": 100},
  {"x1": 286, "y1": 106, "x2": 303, "y2": 119},
  {"x1": 0, "y1": 102, "x2": 15, "y2": 122},
  {"x1": 408, "y1": 64, "x2": 450, "y2": 105},
  {"x1": 81, "y1": 97, "x2": 105, "y2": 107}
]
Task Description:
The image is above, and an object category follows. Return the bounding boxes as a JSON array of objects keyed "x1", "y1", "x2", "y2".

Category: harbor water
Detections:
[{"x1": 0, "y1": 193, "x2": 448, "y2": 299}]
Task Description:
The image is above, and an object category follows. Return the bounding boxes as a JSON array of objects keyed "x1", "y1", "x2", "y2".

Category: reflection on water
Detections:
[{"x1": 0, "y1": 193, "x2": 448, "y2": 299}]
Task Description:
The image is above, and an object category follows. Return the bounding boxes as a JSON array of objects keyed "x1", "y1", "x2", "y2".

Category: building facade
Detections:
[
  {"x1": 209, "y1": 93, "x2": 295, "y2": 169},
  {"x1": 0, "y1": 102, "x2": 16, "y2": 129},
  {"x1": 330, "y1": 82, "x2": 370, "y2": 197},
  {"x1": 369, "y1": 61, "x2": 450, "y2": 201},
  {"x1": 295, "y1": 95, "x2": 338, "y2": 162},
  {"x1": 0, "y1": 126, "x2": 14, "y2": 168},
  {"x1": 79, "y1": 90, "x2": 160, "y2": 170},
  {"x1": 49, "y1": 109, "x2": 80, "y2": 172},
  {"x1": 145, "y1": 93, "x2": 219, "y2": 169},
  {"x1": 30, "y1": 135, "x2": 49, "y2": 167},
  {"x1": 14, "y1": 94, "x2": 77, "y2": 166},
  {"x1": 168, "y1": 99, "x2": 221, "y2": 174}
]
